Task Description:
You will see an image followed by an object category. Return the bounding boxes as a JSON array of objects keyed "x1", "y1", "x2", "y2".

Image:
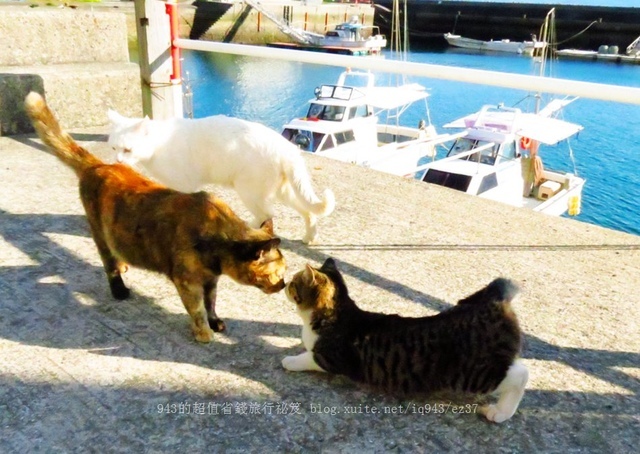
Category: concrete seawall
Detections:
[
  {"x1": 184, "y1": 0, "x2": 376, "y2": 45},
  {"x1": 375, "y1": 0, "x2": 640, "y2": 50},
  {"x1": 0, "y1": 126, "x2": 638, "y2": 450}
]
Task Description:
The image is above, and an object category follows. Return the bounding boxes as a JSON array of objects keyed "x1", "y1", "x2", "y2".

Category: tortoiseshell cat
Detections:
[
  {"x1": 25, "y1": 92, "x2": 286, "y2": 343},
  {"x1": 283, "y1": 258, "x2": 528, "y2": 423}
]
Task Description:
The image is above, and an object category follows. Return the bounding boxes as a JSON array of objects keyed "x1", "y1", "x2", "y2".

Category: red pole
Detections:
[{"x1": 165, "y1": 1, "x2": 181, "y2": 83}]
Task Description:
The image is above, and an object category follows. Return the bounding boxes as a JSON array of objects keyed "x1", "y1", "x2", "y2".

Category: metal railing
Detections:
[{"x1": 173, "y1": 39, "x2": 640, "y2": 106}]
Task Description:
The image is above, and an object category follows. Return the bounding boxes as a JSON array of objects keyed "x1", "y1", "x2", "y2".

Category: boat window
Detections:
[
  {"x1": 320, "y1": 134, "x2": 336, "y2": 151},
  {"x1": 477, "y1": 145, "x2": 498, "y2": 165},
  {"x1": 282, "y1": 128, "x2": 295, "y2": 141},
  {"x1": 448, "y1": 138, "x2": 498, "y2": 165},
  {"x1": 422, "y1": 169, "x2": 472, "y2": 192},
  {"x1": 448, "y1": 138, "x2": 476, "y2": 157},
  {"x1": 334, "y1": 130, "x2": 355, "y2": 145},
  {"x1": 498, "y1": 141, "x2": 517, "y2": 162},
  {"x1": 317, "y1": 85, "x2": 353, "y2": 101},
  {"x1": 320, "y1": 105, "x2": 346, "y2": 121},
  {"x1": 349, "y1": 104, "x2": 369, "y2": 120},
  {"x1": 477, "y1": 173, "x2": 498, "y2": 194},
  {"x1": 306, "y1": 104, "x2": 346, "y2": 121},
  {"x1": 285, "y1": 129, "x2": 328, "y2": 153},
  {"x1": 307, "y1": 103, "x2": 324, "y2": 119}
]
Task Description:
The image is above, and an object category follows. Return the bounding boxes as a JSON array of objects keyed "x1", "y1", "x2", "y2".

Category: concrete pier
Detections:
[{"x1": 0, "y1": 127, "x2": 638, "y2": 451}]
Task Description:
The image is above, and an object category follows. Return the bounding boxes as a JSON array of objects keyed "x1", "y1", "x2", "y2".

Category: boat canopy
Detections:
[
  {"x1": 360, "y1": 84, "x2": 429, "y2": 110},
  {"x1": 515, "y1": 113, "x2": 583, "y2": 144},
  {"x1": 444, "y1": 106, "x2": 582, "y2": 145}
]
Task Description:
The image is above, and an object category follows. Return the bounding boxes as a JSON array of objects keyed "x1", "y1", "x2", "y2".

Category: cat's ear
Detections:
[
  {"x1": 260, "y1": 218, "x2": 274, "y2": 235},
  {"x1": 320, "y1": 257, "x2": 338, "y2": 273},
  {"x1": 302, "y1": 264, "x2": 317, "y2": 285},
  {"x1": 244, "y1": 238, "x2": 281, "y2": 261},
  {"x1": 258, "y1": 237, "x2": 281, "y2": 255},
  {"x1": 107, "y1": 109, "x2": 123, "y2": 123},
  {"x1": 136, "y1": 117, "x2": 151, "y2": 136}
]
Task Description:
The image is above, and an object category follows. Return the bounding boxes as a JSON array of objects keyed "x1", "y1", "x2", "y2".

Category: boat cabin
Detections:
[{"x1": 420, "y1": 126, "x2": 523, "y2": 207}]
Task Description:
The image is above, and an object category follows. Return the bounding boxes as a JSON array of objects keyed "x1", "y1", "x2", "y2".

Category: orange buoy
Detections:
[{"x1": 520, "y1": 136, "x2": 532, "y2": 149}]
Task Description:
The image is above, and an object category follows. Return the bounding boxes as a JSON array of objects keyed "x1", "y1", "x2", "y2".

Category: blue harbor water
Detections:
[{"x1": 182, "y1": 48, "x2": 640, "y2": 237}]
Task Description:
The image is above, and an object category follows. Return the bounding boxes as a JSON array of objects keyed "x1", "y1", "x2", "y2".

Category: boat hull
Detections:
[{"x1": 555, "y1": 49, "x2": 640, "y2": 65}]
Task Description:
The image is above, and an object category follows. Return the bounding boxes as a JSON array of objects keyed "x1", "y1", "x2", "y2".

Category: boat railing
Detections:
[
  {"x1": 627, "y1": 35, "x2": 640, "y2": 56},
  {"x1": 174, "y1": 40, "x2": 640, "y2": 106},
  {"x1": 413, "y1": 140, "x2": 495, "y2": 173},
  {"x1": 369, "y1": 131, "x2": 468, "y2": 169}
]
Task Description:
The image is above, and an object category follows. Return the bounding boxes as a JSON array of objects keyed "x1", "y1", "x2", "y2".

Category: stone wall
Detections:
[{"x1": 0, "y1": 6, "x2": 142, "y2": 135}]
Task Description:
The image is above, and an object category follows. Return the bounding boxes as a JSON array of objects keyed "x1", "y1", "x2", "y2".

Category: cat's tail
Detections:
[
  {"x1": 24, "y1": 92, "x2": 102, "y2": 177},
  {"x1": 283, "y1": 157, "x2": 335, "y2": 218},
  {"x1": 457, "y1": 278, "x2": 520, "y2": 306}
]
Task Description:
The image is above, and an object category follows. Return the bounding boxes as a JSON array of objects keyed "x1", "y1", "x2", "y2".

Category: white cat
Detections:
[{"x1": 107, "y1": 112, "x2": 335, "y2": 244}]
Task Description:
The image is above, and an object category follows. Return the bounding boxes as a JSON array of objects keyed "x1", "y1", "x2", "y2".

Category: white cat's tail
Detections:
[{"x1": 283, "y1": 158, "x2": 335, "y2": 218}]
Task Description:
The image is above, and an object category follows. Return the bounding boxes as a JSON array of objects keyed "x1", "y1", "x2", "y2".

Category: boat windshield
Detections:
[
  {"x1": 307, "y1": 103, "x2": 347, "y2": 122},
  {"x1": 448, "y1": 138, "x2": 499, "y2": 165},
  {"x1": 282, "y1": 129, "x2": 334, "y2": 153}
]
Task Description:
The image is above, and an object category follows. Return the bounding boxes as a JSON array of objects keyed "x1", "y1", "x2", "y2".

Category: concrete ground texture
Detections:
[{"x1": 1, "y1": 127, "x2": 639, "y2": 452}]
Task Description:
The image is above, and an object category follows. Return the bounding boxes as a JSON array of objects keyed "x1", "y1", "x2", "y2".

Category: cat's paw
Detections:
[
  {"x1": 282, "y1": 355, "x2": 304, "y2": 371},
  {"x1": 302, "y1": 233, "x2": 316, "y2": 245},
  {"x1": 480, "y1": 404, "x2": 512, "y2": 424},
  {"x1": 109, "y1": 276, "x2": 130, "y2": 300},
  {"x1": 208, "y1": 317, "x2": 226, "y2": 333},
  {"x1": 282, "y1": 352, "x2": 324, "y2": 372},
  {"x1": 193, "y1": 326, "x2": 215, "y2": 343}
]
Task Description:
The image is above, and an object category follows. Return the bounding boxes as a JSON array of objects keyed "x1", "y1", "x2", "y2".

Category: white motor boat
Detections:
[
  {"x1": 416, "y1": 104, "x2": 585, "y2": 217},
  {"x1": 303, "y1": 17, "x2": 387, "y2": 54},
  {"x1": 444, "y1": 32, "x2": 546, "y2": 56},
  {"x1": 282, "y1": 70, "x2": 449, "y2": 177}
]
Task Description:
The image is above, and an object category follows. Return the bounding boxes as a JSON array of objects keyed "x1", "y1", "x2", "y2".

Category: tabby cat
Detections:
[
  {"x1": 282, "y1": 258, "x2": 528, "y2": 423},
  {"x1": 25, "y1": 92, "x2": 286, "y2": 343}
]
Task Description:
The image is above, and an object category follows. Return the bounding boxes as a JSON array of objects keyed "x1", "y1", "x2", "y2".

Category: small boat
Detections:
[
  {"x1": 444, "y1": 32, "x2": 546, "y2": 56},
  {"x1": 416, "y1": 104, "x2": 585, "y2": 217},
  {"x1": 282, "y1": 70, "x2": 449, "y2": 177},
  {"x1": 304, "y1": 17, "x2": 387, "y2": 54},
  {"x1": 270, "y1": 16, "x2": 387, "y2": 56},
  {"x1": 555, "y1": 36, "x2": 640, "y2": 65}
]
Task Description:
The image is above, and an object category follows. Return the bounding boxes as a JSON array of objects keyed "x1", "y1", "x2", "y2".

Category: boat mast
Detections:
[
  {"x1": 403, "y1": 0, "x2": 409, "y2": 61},
  {"x1": 535, "y1": 8, "x2": 556, "y2": 114}
]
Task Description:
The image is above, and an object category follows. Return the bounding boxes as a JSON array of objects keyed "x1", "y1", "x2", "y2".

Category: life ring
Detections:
[{"x1": 520, "y1": 136, "x2": 532, "y2": 150}]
